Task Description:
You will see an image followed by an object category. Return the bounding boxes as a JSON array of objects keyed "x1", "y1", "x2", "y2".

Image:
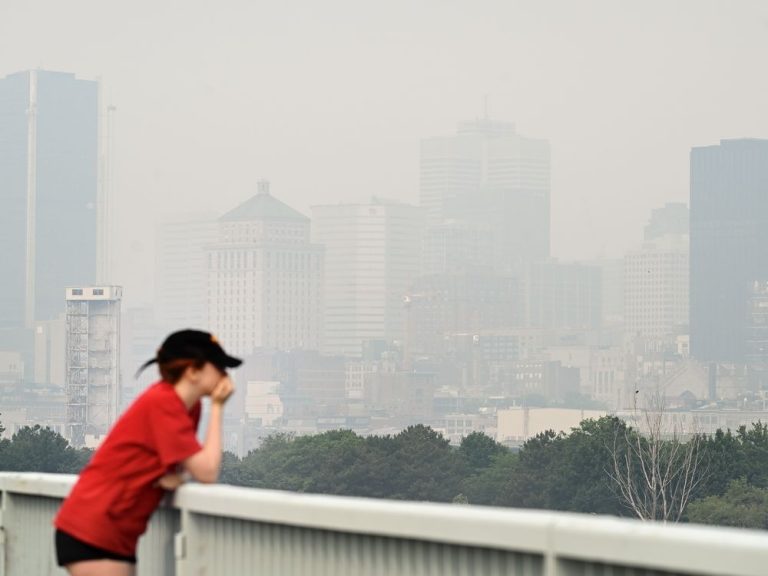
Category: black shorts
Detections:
[{"x1": 55, "y1": 529, "x2": 137, "y2": 566}]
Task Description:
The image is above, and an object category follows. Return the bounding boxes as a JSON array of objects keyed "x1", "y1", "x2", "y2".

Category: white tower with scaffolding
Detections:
[{"x1": 65, "y1": 286, "x2": 122, "y2": 448}]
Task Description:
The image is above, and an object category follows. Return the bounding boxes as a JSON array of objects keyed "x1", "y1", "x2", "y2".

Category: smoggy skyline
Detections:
[{"x1": 2, "y1": 0, "x2": 767, "y2": 305}]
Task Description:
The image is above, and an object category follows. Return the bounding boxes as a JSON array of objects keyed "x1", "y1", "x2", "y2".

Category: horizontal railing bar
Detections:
[
  {"x1": 0, "y1": 474, "x2": 76, "y2": 499},
  {"x1": 174, "y1": 483, "x2": 553, "y2": 553},
  {"x1": 549, "y1": 512, "x2": 768, "y2": 576},
  {"x1": 2, "y1": 472, "x2": 768, "y2": 576}
]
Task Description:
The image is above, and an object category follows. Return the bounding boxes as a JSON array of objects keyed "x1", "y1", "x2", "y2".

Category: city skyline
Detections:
[
  {"x1": 5, "y1": 5, "x2": 768, "y2": 558},
  {"x1": 4, "y1": 3, "x2": 768, "y2": 455},
  {"x1": 3, "y1": 1, "x2": 766, "y2": 307}
]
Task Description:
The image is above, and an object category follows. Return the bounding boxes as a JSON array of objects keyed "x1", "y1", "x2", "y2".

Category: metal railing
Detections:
[{"x1": 1, "y1": 472, "x2": 767, "y2": 576}]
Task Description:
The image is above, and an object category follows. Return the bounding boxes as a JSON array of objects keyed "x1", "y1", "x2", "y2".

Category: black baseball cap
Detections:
[{"x1": 136, "y1": 329, "x2": 242, "y2": 376}]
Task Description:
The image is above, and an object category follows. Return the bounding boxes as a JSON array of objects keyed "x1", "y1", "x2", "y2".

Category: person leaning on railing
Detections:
[{"x1": 53, "y1": 329, "x2": 241, "y2": 576}]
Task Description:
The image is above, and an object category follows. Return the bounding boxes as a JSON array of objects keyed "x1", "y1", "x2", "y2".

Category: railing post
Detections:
[
  {"x1": 544, "y1": 522, "x2": 556, "y2": 576},
  {"x1": 174, "y1": 508, "x2": 190, "y2": 576},
  {"x1": 0, "y1": 491, "x2": 6, "y2": 576},
  {"x1": 546, "y1": 555, "x2": 577, "y2": 576}
]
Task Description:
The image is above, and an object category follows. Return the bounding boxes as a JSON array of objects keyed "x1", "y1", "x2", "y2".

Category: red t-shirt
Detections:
[{"x1": 55, "y1": 381, "x2": 203, "y2": 556}]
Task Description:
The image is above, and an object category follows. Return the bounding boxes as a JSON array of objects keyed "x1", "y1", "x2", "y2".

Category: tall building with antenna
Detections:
[
  {"x1": 420, "y1": 119, "x2": 551, "y2": 271},
  {"x1": 0, "y1": 70, "x2": 102, "y2": 375}
]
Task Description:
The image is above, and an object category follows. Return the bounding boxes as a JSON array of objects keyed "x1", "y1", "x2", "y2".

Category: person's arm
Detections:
[
  {"x1": 154, "y1": 468, "x2": 186, "y2": 490},
  {"x1": 182, "y1": 377, "x2": 234, "y2": 484}
]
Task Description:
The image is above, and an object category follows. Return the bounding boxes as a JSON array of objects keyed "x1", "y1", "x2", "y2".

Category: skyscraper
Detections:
[
  {"x1": 644, "y1": 202, "x2": 689, "y2": 242},
  {"x1": 312, "y1": 199, "x2": 423, "y2": 357},
  {"x1": 420, "y1": 119, "x2": 551, "y2": 269},
  {"x1": 207, "y1": 181, "x2": 323, "y2": 356},
  {"x1": 155, "y1": 214, "x2": 217, "y2": 334},
  {"x1": 690, "y1": 139, "x2": 768, "y2": 363},
  {"x1": 524, "y1": 260, "x2": 602, "y2": 331},
  {"x1": 0, "y1": 70, "x2": 99, "y2": 361},
  {"x1": 625, "y1": 234, "x2": 689, "y2": 341}
]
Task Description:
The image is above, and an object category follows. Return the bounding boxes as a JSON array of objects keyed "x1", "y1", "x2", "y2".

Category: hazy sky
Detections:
[{"x1": 2, "y1": 0, "x2": 768, "y2": 306}]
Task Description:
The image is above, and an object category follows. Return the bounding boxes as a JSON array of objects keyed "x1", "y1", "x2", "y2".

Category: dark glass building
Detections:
[
  {"x1": 690, "y1": 139, "x2": 768, "y2": 363},
  {"x1": 0, "y1": 70, "x2": 98, "y2": 355}
]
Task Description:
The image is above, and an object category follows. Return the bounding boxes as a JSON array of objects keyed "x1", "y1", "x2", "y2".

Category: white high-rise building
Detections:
[
  {"x1": 65, "y1": 285, "x2": 122, "y2": 448},
  {"x1": 624, "y1": 234, "x2": 689, "y2": 340},
  {"x1": 311, "y1": 199, "x2": 423, "y2": 357},
  {"x1": 207, "y1": 182, "x2": 323, "y2": 356},
  {"x1": 421, "y1": 119, "x2": 551, "y2": 266},
  {"x1": 34, "y1": 316, "x2": 66, "y2": 386},
  {"x1": 155, "y1": 214, "x2": 217, "y2": 333}
]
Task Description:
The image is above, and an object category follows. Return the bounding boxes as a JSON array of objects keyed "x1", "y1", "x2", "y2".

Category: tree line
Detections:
[
  {"x1": 0, "y1": 421, "x2": 92, "y2": 474},
  {"x1": 2, "y1": 417, "x2": 767, "y2": 529}
]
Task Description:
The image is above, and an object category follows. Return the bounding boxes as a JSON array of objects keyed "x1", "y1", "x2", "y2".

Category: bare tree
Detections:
[{"x1": 608, "y1": 391, "x2": 708, "y2": 522}]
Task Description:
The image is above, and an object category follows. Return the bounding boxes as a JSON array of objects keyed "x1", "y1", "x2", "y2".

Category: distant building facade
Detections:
[
  {"x1": 0, "y1": 70, "x2": 100, "y2": 368},
  {"x1": 625, "y1": 233, "x2": 689, "y2": 340},
  {"x1": 421, "y1": 220, "x2": 495, "y2": 276},
  {"x1": 745, "y1": 281, "x2": 768, "y2": 374},
  {"x1": 690, "y1": 139, "x2": 768, "y2": 362},
  {"x1": 497, "y1": 407, "x2": 607, "y2": 446},
  {"x1": 644, "y1": 202, "x2": 689, "y2": 241},
  {"x1": 0, "y1": 352, "x2": 23, "y2": 388},
  {"x1": 207, "y1": 181, "x2": 323, "y2": 356},
  {"x1": 593, "y1": 259, "x2": 624, "y2": 327},
  {"x1": 155, "y1": 215, "x2": 217, "y2": 334},
  {"x1": 311, "y1": 199, "x2": 423, "y2": 357},
  {"x1": 120, "y1": 306, "x2": 160, "y2": 408},
  {"x1": 404, "y1": 273, "x2": 523, "y2": 358},
  {"x1": 524, "y1": 260, "x2": 602, "y2": 330},
  {"x1": 545, "y1": 344, "x2": 627, "y2": 408},
  {"x1": 33, "y1": 316, "x2": 66, "y2": 387},
  {"x1": 420, "y1": 119, "x2": 551, "y2": 269}
]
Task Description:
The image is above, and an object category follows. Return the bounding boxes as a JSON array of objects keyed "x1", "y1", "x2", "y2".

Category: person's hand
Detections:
[
  {"x1": 154, "y1": 473, "x2": 184, "y2": 490},
  {"x1": 211, "y1": 376, "x2": 235, "y2": 406}
]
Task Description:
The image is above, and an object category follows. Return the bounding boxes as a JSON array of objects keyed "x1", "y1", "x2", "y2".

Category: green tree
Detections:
[
  {"x1": 381, "y1": 425, "x2": 464, "y2": 502},
  {"x1": 459, "y1": 431, "x2": 507, "y2": 471},
  {"x1": 66, "y1": 447, "x2": 93, "y2": 473},
  {"x1": 735, "y1": 422, "x2": 768, "y2": 488},
  {"x1": 350, "y1": 434, "x2": 398, "y2": 498},
  {"x1": 2, "y1": 426, "x2": 85, "y2": 473},
  {"x1": 295, "y1": 429, "x2": 368, "y2": 495},
  {"x1": 239, "y1": 430, "x2": 369, "y2": 495},
  {"x1": 0, "y1": 419, "x2": 9, "y2": 470},
  {"x1": 697, "y1": 428, "x2": 746, "y2": 498},
  {"x1": 511, "y1": 418, "x2": 626, "y2": 515},
  {"x1": 461, "y1": 451, "x2": 519, "y2": 506},
  {"x1": 218, "y1": 451, "x2": 244, "y2": 485},
  {"x1": 695, "y1": 422, "x2": 768, "y2": 503},
  {"x1": 687, "y1": 478, "x2": 768, "y2": 529}
]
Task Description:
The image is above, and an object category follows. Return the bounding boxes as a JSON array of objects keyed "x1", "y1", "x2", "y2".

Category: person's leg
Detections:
[{"x1": 66, "y1": 559, "x2": 135, "y2": 576}]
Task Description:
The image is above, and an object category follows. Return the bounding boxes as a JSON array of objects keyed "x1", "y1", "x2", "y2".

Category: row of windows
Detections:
[{"x1": 209, "y1": 250, "x2": 320, "y2": 268}]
